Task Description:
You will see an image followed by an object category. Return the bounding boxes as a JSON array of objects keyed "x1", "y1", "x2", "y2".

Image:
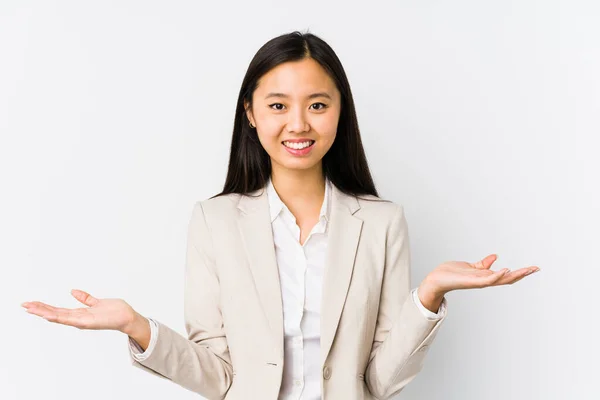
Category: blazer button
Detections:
[{"x1": 323, "y1": 366, "x2": 332, "y2": 380}]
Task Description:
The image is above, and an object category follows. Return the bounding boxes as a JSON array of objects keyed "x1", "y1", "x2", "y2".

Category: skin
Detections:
[
  {"x1": 245, "y1": 58, "x2": 341, "y2": 246},
  {"x1": 21, "y1": 57, "x2": 540, "y2": 351}
]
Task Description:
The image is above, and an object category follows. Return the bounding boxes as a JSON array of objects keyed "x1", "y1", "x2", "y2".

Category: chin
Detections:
[{"x1": 275, "y1": 158, "x2": 321, "y2": 171}]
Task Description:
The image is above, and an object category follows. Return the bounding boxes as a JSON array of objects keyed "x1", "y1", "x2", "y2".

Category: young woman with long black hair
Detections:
[{"x1": 22, "y1": 31, "x2": 540, "y2": 400}]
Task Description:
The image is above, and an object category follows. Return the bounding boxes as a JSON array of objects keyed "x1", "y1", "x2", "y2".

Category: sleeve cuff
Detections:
[
  {"x1": 128, "y1": 317, "x2": 159, "y2": 361},
  {"x1": 412, "y1": 288, "x2": 447, "y2": 320}
]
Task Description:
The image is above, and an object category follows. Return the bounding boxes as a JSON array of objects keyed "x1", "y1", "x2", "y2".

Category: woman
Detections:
[{"x1": 21, "y1": 31, "x2": 540, "y2": 400}]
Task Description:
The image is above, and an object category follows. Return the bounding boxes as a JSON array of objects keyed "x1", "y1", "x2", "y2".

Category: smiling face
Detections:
[{"x1": 245, "y1": 58, "x2": 341, "y2": 176}]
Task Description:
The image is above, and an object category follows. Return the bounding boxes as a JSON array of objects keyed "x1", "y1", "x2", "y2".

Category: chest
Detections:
[
  {"x1": 277, "y1": 206, "x2": 325, "y2": 246},
  {"x1": 271, "y1": 216, "x2": 329, "y2": 315}
]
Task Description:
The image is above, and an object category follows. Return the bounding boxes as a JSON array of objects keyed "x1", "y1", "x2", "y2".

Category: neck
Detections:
[{"x1": 270, "y1": 163, "x2": 326, "y2": 206}]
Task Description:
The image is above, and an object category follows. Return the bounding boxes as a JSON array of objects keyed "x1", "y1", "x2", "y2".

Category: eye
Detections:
[
  {"x1": 268, "y1": 103, "x2": 285, "y2": 111},
  {"x1": 310, "y1": 102, "x2": 328, "y2": 110}
]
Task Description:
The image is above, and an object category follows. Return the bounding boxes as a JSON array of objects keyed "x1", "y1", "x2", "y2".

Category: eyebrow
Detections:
[{"x1": 264, "y1": 92, "x2": 332, "y2": 100}]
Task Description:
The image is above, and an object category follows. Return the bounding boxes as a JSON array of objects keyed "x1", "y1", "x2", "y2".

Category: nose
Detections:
[{"x1": 286, "y1": 108, "x2": 310, "y2": 134}]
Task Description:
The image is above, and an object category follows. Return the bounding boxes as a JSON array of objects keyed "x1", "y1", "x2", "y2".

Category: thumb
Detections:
[
  {"x1": 474, "y1": 254, "x2": 498, "y2": 270},
  {"x1": 71, "y1": 289, "x2": 99, "y2": 307}
]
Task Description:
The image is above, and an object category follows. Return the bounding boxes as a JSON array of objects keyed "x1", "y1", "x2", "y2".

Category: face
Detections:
[{"x1": 245, "y1": 58, "x2": 341, "y2": 174}]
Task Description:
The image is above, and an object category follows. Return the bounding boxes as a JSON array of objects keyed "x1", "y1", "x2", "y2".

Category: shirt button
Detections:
[
  {"x1": 293, "y1": 336, "x2": 302, "y2": 345},
  {"x1": 294, "y1": 379, "x2": 302, "y2": 386},
  {"x1": 323, "y1": 365, "x2": 332, "y2": 380}
]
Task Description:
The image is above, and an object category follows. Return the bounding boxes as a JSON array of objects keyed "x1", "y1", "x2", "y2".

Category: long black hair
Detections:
[{"x1": 213, "y1": 30, "x2": 379, "y2": 199}]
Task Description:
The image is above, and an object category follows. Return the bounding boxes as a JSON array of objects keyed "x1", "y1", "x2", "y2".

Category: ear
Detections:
[{"x1": 244, "y1": 100, "x2": 255, "y2": 126}]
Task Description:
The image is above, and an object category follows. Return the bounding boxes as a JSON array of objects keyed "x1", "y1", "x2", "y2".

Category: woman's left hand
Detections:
[{"x1": 420, "y1": 254, "x2": 540, "y2": 299}]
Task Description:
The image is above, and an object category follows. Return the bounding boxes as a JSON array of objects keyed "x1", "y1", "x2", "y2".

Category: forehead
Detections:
[{"x1": 255, "y1": 58, "x2": 338, "y2": 96}]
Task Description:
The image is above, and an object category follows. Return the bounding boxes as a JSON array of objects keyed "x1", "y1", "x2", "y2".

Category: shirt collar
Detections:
[{"x1": 266, "y1": 177, "x2": 332, "y2": 224}]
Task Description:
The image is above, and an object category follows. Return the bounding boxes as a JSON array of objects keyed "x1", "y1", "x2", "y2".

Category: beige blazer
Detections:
[{"x1": 129, "y1": 183, "x2": 447, "y2": 399}]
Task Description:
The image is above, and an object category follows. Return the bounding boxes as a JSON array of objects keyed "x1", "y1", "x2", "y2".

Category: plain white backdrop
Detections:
[{"x1": 1, "y1": 1, "x2": 597, "y2": 399}]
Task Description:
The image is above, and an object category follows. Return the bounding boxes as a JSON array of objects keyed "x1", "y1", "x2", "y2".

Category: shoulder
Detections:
[
  {"x1": 198, "y1": 192, "x2": 241, "y2": 215},
  {"x1": 354, "y1": 194, "x2": 405, "y2": 222},
  {"x1": 186, "y1": 192, "x2": 243, "y2": 228},
  {"x1": 351, "y1": 196, "x2": 410, "y2": 244}
]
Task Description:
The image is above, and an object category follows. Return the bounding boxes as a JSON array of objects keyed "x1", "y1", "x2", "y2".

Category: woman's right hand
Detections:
[{"x1": 22, "y1": 289, "x2": 139, "y2": 334}]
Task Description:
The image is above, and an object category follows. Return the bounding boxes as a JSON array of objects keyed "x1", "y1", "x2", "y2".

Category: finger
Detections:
[
  {"x1": 473, "y1": 254, "x2": 498, "y2": 270},
  {"x1": 43, "y1": 309, "x2": 87, "y2": 328},
  {"x1": 27, "y1": 306, "x2": 88, "y2": 328},
  {"x1": 469, "y1": 268, "x2": 502, "y2": 278},
  {"x1": 24, "y1": 302, "x2": 87, "y2": 318},
  {"x1": 506, "y1": 275, "x2": 528, "y2": 285},
  {"x1": 23, "y1": 303, "x2": 62, "y2": 317},
  {"x1": 21, "y1": 301, "x2": 50, "y2": 309},
  {"x1": 24, "y1": 305, "x2": 59, "y2": 320},
  {"x1": 71, "y1": 289, "x2": 99, "y2": 307},
  {"x1": 497, "y1": 267, "x2": 540, "y2": 286},
  {"x1": 474, "y1": 268, "x2": 510, "y2": 287},
  {"x1": 22, "y1": 301, "x2": 63, "y2": 313}
]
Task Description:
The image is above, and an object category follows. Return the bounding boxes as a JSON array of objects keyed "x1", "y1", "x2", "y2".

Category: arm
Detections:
[
  {"x1": 364, "y1": 205, "x2": 447, "y2": 399},
  {"x1": 128, "y1": 317, "x2": 158, "y2": 359},
  {"x1": 412, "y1": 288, "x2": 446, "y2": 320},
  {"x1": 128, "y1": 201, "x2": 233, "y2": 399}
]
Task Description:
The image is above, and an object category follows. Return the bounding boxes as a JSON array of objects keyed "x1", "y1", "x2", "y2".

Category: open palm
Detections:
[
  {"x1": 425, "y1": 254, "x2": 540, "y2": 294},
  {"x1": 21, "y1": 289, "x2": 135, "y2": 333}
]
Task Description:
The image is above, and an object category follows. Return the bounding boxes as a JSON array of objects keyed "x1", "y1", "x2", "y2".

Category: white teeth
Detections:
[{"x1": 283, "y1": 140, "x2": 313, "y2": 149}]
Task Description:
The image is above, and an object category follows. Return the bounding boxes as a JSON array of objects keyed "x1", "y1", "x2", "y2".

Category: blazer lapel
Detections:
[
  {"x1": 235, "y1": 183, "x2": 363, "y2": 366},
  {"x1": 320, "y1": 184, "x2": 363, "y2": 365},
  {"x1": 236, "y1": 187, "x2": 284, "y2": 360}
]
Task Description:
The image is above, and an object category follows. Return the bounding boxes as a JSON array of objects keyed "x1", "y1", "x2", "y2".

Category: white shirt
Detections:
[{"x1": 129, "y1": 178, "x2": 445, "y2": 399}]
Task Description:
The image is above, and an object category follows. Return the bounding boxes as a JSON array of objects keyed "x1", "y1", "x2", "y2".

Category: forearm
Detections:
[
  {"x1": 365, "y1": 294, "x2": 442, "y2": 399},
  {"x1": 130, "y1": 320, "x2": 234, "y2": 398},
  {"x1": 123, "y1": 311, "x2": 151, "y2": 351},
  {"x1": 417, "y1": 281, "x2": 446, "y2": 314}
]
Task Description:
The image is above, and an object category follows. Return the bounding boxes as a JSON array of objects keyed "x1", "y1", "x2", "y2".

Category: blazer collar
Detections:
[
  {"x1": 237, "y1": 180, "x2": 360, "y2": 217},
  {"x1": 236, "y1": 181, "x2": 363, "y2": 366},
  {"x1": 265, "y1": 177, "x2": 333, "y2": 223}
]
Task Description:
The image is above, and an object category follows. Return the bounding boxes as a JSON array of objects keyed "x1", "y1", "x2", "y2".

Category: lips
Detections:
[
  {"x1": 282, "y1": 140, "x2": 315, "y2": 156},
  {"x1": 282, "y1": 138, "x2": 315, "y2": 150},
  {"x1": 281, "y1": 139, "x2": 315, "y2": 144}
]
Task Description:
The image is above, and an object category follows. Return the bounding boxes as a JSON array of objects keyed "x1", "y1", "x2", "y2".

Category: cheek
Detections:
[
  {"x1": 256, "y1": 128, "x2": 282, "y2": 155},
  {"x1": 254, "y1": 116, "x2": 283, "y2": 146},
  {"x1": 314, "y1": 120, "x2": 339, "y2": 149}
]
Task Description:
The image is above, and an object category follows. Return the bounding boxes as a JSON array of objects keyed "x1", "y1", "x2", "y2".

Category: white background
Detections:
[{"x1": 1, "y1": 1, "x2": 597, "y2": 399}]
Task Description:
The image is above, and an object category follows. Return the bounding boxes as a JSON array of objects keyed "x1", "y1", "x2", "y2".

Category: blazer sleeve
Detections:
[
  {"x1": 364, "y1": 204, "x2": 447, "y2": 399},
  {"x1": 128, "y1": 201, "x2": 233, "y2": 400}
]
